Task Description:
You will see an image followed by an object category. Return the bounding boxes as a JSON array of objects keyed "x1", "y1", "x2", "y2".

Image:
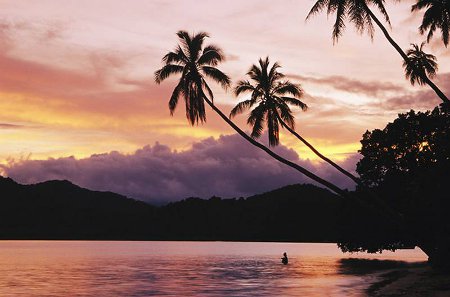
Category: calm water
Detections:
[{"x1": 0, "y1": 241, "x2": 427, "y2": 297}]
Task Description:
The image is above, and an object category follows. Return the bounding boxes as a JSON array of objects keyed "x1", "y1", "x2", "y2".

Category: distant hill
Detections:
[{"x1": 0, "y1": 177, "x2": 342, "y2": 242}]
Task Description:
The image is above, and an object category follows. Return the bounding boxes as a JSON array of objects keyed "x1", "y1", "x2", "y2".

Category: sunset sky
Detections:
[{"x1": 1, "y1": 0, "x2": 449, "y2": 203}]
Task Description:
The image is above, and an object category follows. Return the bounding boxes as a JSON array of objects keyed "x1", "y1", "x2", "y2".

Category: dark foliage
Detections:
[
  {"x1": 0, "y1": 178, "x2": 341, "y2": 242},
  {"x1": 338, "y1": 105, "x2": 450, "y2": 267},
  {"x1": 154, "y1": 30, "x2": 230, "y2": 125},
  {"x1": 306, "y1": 0, "x2": 391, "y2": 43},
  {"x1": 412, "y1": 0, "x2": 450, "y2": 47},
  {"x1": 230, "y1": 57, "x2": 306, "y2": 146},
  {"x1": 403, "y1": 42, "x2": 438, "y2": 86}
]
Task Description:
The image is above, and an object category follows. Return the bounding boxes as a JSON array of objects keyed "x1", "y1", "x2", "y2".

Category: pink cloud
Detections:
[{"x1": 2, "y1": 133, "x2": 359, "y2": 204}]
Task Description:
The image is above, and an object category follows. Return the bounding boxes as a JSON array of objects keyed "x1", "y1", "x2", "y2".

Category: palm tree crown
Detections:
[
  {"x1": 412, "y1": 0, "x2": 450, "y2": 47},
  {"x1": 306, "y1": 0, "x2": 391, "y2": 43},
  {"x1": 154, "y1": 31, "x2": 231, "y2": 125},
  {"x1": 403, "y1": 42, "x2": 438, "y2": 86},
  {"x1": 230, "y1": 57, "x2": 307, "y2": 146}
]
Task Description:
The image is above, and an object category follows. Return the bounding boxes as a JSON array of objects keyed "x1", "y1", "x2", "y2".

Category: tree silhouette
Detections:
[
  {"x1": 403, "y1": 42, "x2": 438, "y2": 86},
  {"x1": 230, "y1": 57, "x2": 307, "y2": 146},
  {"x1": 230, "y1": 57, "x2": 360, "y2": 184},
  {"x1": 155, "y1": 31, "x2": 347, "y2": 197},
  {"x1": 154, "y1": 31, "x2": 230, "y2": 125},
  {"x1": 306, "y1": 0, "x2": 449, "y2": 104},
  {"x1": 353, "y1": 105, "x2": 450, "y2": 269},
  {"x1": 412, "y1": 0, "x2": 450, "y2": 47}
]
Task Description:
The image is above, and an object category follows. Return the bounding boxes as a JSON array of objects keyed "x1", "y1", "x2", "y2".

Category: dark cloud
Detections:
[
  {"x1": 291, "y1": 72, "x2": 449, "y2": 112},
  {"x1": 288, "y1": 74, "x2": 405, "y2": 98},
  {"x1": 2, "y1": 134, "x2": 359, "y2": 204},
  {"x1": 373, "y1": 72, "x2": 450, "y2": 110},
  {"x1": 0, "y1": 123, "x2": 24, "y2": 129}
]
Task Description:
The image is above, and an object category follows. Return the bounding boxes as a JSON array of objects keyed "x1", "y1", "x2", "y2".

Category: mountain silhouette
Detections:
[{"x1": 0, "y1": 177, "x2": 341, "y2": 241}]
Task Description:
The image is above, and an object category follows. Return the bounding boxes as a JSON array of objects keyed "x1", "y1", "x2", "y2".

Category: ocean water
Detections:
[{"x1": 0, "y1": 241, "x2": 427, "y2": 296}]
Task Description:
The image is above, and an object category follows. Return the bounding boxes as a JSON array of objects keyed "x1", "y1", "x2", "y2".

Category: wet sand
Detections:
[{"x1": 368, "y1": 265, "x2": 450, "y2": 297}]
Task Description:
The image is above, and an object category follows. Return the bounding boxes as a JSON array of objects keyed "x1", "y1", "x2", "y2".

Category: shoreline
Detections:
[{"x1": 367, "y1": 265, "x2": 450, "y2": 296}]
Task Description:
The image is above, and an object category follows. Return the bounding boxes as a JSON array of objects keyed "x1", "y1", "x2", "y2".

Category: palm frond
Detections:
[
  {"x1": 267, "y1": 110, "x2": 280, "y2": 146},
  {"x1": 198, "y1": 44, "x2": 225, "y2": 66},
  {"x1": 184, "y1": 81, "x2": 207, "y2": 125},
  {"x1": 169, "y1": 79, "x2": 185, "y2": 115},
  {"x1": 268, "y1": 61, "x2": 282, "y2": 83},
  {"x1": 201, "y1": 66, "x2": 231, "y2": 89},
  {"x1": 201, "y1": 78, "x2": 214, "y2": 101},
  {"x1": 273, "y1": 82, "x2": 303, "y2": 97},
  {"x1": 247, "y1": 104, "x2": 266, "y2": 139},
  {"x1": 162, "y1": 45, "x2": 189, "y2": 64},
  {"x1": 234, "y1": 80, "x2": 258, "y2": 96},
  {"x1": 190, "y1": 31, "x2": 210, "y2": 61},
  {"x1": 176, "y1": 30, "x2": 192, "y2": 55},
  {"x1": 281, "y1": 96, "x2": 308, "y2": 111},
  {"x1": 230, "y1": 99, "x2": 257, "y2": 118},
  {"x1": 306, "y1": 0, "x2": 328, "y2": 20},
  {"x1": 332, "y1": 1, "x2": 347, "y2": 43},
  {"x1": 154, "y1": 64, "x2": 184, "y2": 83},
  {"x1": 306, "y1": 0, "x2": 393, "y2": 43},
  {"x1": 370, "y1": 0, "x2": 391, "y2": 25},
  {"x1": 412, "y1": 0, "x2": 450, "y2": 47},
  {"x1": 403, "y1": 42, "x2": 439, "y2": 86},
  {"x1": 247, "y1": 63, "x2": 263, "y2": 83}
]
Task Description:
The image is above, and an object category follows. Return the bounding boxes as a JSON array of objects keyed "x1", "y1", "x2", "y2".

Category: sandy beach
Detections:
[{"x1": 368, "y1": 265, "x2": 450, "y2": 297}]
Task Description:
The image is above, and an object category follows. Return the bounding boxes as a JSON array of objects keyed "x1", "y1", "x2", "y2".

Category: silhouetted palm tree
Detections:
[
  {"x1": 230, "y1": 57, "x2": 360, "y2": 184},
  {"x1": 412, "y1": 0, "x2": 450, "y2": 47},
  {"x1": 403, "y1": 43, "x2": 438, "y2": 86},
  {"x1": 306, "y1": 0, "x2": 449, "y2": 104},
  {"x1": 155, "y1": 31, "x2": 347, "y2": 197},
  {"x1": 230, "y1": 57, "x2": 307, "y2": 147},
  {"x1": 154, "y1": 31, "x2": 230, "y2": 125}
]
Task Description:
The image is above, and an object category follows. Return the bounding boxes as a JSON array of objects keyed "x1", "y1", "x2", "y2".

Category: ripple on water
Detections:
[{"x1": 0, "y1": 241, "x2": 427, "y2": 297}]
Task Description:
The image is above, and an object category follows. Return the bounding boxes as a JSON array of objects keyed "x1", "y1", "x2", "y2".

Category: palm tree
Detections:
[
  {"x1": 154, "y1": 31, "x2": 230, "y2": 125},
  {"x1": 403, "y1": 42, "x2": 439, "y2": 87},
  {"x1": 306, "y1": 0, "x2": 449, "y2": 104},
  {"x1": 154, "y1": 31, "x2": 347, "y2": 197},
  {"x1": 230, "y1": 57, "x2": 360, "y2": 184},
  {"x1": 412, "y1": 0, "x2": 450, "y2": 47}
]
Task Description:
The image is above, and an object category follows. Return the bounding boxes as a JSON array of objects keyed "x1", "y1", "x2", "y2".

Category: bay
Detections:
[{"x1": 0, "y1": 241, "x2": 427, "y2": 296}]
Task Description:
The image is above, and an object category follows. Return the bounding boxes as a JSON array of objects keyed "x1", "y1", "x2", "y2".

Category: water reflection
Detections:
[
  {"x1": 338, "y1": 258, "x2": 427, "y2": 275},
  {"x1": 0, "y1": 241, "x2": 427, "y2": 296}
]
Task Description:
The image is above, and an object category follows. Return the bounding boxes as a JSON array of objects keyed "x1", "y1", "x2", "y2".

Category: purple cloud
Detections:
[{"x1": 2, "y1": 134, "x2": 359, "y2": 204}]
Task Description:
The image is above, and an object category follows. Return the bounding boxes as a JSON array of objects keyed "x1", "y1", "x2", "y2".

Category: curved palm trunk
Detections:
[
  {"x1": 203, "y1": 97, "x2": 348, "y2": 197},
  {"x1": 277, "y1": 117, "x2": 360, "y2": 184},
  {"x1": 278, "y1": 117, "x2": 406, "y2": 222},
  {"x1": 276, "y1": 116, "x2": 412, "y2": 237},
  {"x1": 365, "y1": 6, "x2": 450, "y2": 104},
  {"x1": 206, "y1": 99, "x2": 418, "y2": 256}
]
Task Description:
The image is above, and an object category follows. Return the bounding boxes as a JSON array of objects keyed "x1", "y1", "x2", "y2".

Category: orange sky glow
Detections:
[{"x1": 0, "y1": 0, "x2": 449, "y2": 200}]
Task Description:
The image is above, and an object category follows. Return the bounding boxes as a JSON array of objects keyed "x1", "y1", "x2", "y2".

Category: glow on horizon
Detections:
[{"x1": 0, "y1": 0, "x2": 448, "y2": 168}]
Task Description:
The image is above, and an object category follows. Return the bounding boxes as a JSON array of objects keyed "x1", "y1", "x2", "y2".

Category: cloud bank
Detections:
[{"x1": 2, "y1": 134, "x2": 359, "y2": 204}]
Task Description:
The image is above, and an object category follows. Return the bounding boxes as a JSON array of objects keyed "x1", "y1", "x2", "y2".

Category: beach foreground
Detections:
[{"x1": 369, "y1": 265, "x2": 450, "y2": 297}]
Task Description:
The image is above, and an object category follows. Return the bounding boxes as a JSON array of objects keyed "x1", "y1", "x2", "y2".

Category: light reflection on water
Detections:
[{"x1": 0, "y1": 241, "x2": 427, "y2": 296}]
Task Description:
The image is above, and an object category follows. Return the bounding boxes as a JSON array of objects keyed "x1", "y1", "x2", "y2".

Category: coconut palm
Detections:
[
  {"x1": 230, "y1": 57, "x2": 307, "y2": 147},
  {"x1": 403, "y1": 42, "x2": 438, "y2": 86},
  {"x1": 154, "y1": 31, "x2": 230, "y2": 125},
  {"x1": 155, "y1": 31, "x2": 347, "y2": 196},
  {"x1": 412, "y1": 0, "x2": 450, "y2": 47},
  {"x1": 230, "y1": 57, "x2": 360, "y2": 184},
  {"x1": 306, "y1": 0, "x2": 449, "y2": 104}
]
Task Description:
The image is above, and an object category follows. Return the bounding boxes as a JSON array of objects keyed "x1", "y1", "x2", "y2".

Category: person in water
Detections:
[{"x1": 281, "y1": 252, "x2": 288, "y2": 265}]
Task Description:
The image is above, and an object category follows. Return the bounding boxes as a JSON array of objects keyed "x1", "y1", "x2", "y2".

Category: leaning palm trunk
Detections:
[
  {"x1": 203, "y1": 97, "x2": 348, "y2": 197},
  {"x1": 364, "y1": 5, "x2": 449, "y2": 104},
  {"x1": 277, "y1": 116, "x2": 360, "y2": 184},
  {"x1": 275, "y1": 116, "x2": 410, "y2": 245}
]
